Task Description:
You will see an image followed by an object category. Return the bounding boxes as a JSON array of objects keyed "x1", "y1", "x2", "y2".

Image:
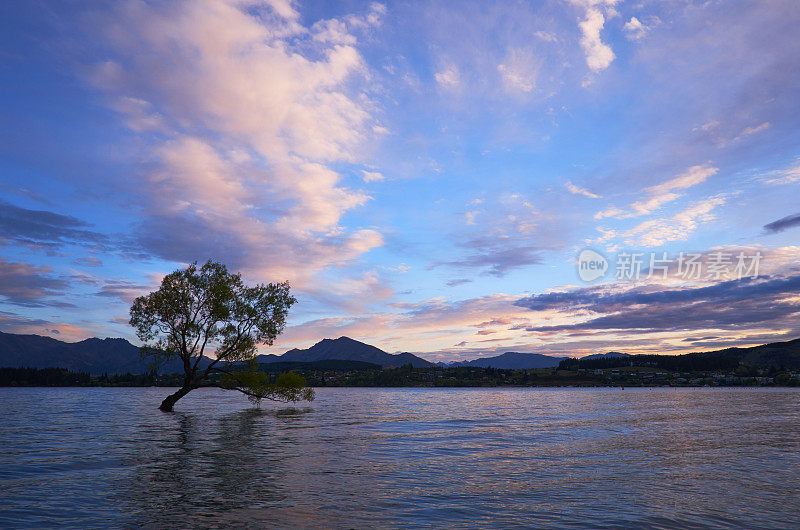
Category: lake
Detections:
[{"x1": 1, "y1": 387, "x2": 799, "y2": 528}]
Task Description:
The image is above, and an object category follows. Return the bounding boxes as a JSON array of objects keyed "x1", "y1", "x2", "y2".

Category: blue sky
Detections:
[{"x1": 1, "y1": 0, "x2": 799, "y2": 361}]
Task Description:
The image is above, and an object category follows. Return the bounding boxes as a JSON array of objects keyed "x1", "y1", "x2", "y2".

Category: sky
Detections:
[{"x1": 1, "y1": 0, "x2": 799, "y2": 362}]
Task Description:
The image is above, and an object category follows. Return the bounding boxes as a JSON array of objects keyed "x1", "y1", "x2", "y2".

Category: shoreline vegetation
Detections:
[{"x1": 3, "y1": 361, "x2": 799, "y2": 388}]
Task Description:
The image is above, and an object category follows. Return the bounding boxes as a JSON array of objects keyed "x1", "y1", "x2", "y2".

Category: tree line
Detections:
[{"x1": 557, "y1": 353, "x2": 741, "y2": 372}]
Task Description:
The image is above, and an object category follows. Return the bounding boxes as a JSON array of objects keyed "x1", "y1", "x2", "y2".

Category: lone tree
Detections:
[{"x1": 129, "y1": 260, "x2": 314, "y2": 411}]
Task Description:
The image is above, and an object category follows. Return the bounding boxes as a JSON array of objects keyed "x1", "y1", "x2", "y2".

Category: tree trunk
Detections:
[{"x1": 159, "y1": 385, "x2": 194, "y2": 412}]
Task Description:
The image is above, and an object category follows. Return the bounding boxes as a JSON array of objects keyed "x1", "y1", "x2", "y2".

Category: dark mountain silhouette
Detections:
[
  {"x1": 257, "y1": 336, "x2": 434, "y2": 368},
  {"x1": 561, "y1": 338, "x2": 800, "y2": 371},
  {"x1": 0, "y1": 331, "x2": 206, "y2": 375},
  {"x1": 690, "y1": 337, "x2": 800, "y2": 369},
  {"x1": 3, "y1": 330, "x2": 799, "y2": 374},
  {"x1": 580, "y1": 351, "x2": 632, "y2": 360},
  {"x1": 449, "y1": 351, "x2": 567, "y2": 369},
  {"x1": 0, "y1": 332, "x2": 431, "y2": 373}
]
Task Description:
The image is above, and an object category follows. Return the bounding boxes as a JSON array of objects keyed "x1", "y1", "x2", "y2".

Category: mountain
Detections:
[
  {"x1": 0, "y1": 331, "x2": 162, "y2": 374},
  {"x1": 692, "y1": 337, "x2": 800, "y2": 369},
  {"x1": 452, "y1": 351, "x2": 567, "y2": 369},
  {"x1": 580, "y1": 351, "x2": 632, "y2": 360},
  {"x1": 258, "y1": 336, "x2": 434, "y2": 367},
  {"x1": 562, "y1": 338, "x2": 800, "y2": 371}
]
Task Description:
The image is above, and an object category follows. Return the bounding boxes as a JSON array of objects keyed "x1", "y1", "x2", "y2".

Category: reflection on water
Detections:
[{"x1": 1, "y1": 387, "x2": 799, "y2": 528}]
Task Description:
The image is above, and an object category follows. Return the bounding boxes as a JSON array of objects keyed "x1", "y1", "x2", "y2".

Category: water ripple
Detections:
[{"x1": 1, "y1": 387, "x2": 799, "y2": 528}]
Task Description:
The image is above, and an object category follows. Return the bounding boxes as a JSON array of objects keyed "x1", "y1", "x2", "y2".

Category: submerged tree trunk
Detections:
[{"x1": 159, "y1": 385, "x2": 195, "y2": 412}]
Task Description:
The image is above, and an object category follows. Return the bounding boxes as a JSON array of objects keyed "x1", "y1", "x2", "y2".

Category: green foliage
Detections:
[
  {"x1": 220, "y1": 369, "x2": 315, "y2": 407},
  {"x1": 128, "y1": 260, "x2": 312, "y2": 410},
  {"x1": 130, "y1": 260, "x2": 296, "y2": 370}
]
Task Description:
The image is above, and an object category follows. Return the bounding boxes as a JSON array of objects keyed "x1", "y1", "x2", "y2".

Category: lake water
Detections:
[{"x1": 1, "y1": 387, "x2": 799, "y2": 528}]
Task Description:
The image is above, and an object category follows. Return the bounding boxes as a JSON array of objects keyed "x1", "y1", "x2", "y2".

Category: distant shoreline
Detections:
[{"x1": 2, "y1": 365, "x2": 798, "y2": 388}]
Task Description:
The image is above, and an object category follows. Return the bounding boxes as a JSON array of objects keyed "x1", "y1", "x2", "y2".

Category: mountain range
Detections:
[
  {"x1": 0, "y1": 332, "x2": 435, "y2": 373},
  {"x1": 2, "y1": 330, "x2": 799, "y2": 374},
  {"x1": 0, "y1": 331, "x2": 181, "y2": 375}
]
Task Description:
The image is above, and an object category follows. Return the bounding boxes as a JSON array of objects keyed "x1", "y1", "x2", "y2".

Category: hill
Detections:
[
  {"x1": 453, "y1": 351, "x2": 567, "y2": 369},
  {"x1": 690, "y1": 338, "x2": 800, "y2": 369},
  {"x1": 258, "y1": 336, "x2": 434, "y2": 368},
  {"x1": 560, "y1": 338, "x2": 800, "y2": 371},
  {"x1": 580, "y1": 351, "x2": 632, "y2": 360}
]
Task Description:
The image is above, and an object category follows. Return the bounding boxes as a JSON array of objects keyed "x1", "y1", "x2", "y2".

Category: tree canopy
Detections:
[{"x1": 129, "y1": 260, "x2": 314, "y2": 411}]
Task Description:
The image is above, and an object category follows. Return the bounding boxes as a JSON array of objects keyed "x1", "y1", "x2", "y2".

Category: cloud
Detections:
[
  {"x1": 764, "y1": 213, "x2": 800, "y2": 234},
  {"x1": 431, "y1": 235, "x2": 544, "y2": 277},
  {"x1": 566, "y1": 181, "x2": 601, "y2": 199},
  {"x1": 694, "y1": 120, "x2": 720, "y2": 133},
  {"x1": 0, "y1": 200, "x2": 109, "y2": 251},
  {"x1": 271, "y1": 292, "x2": 537, "y2": 356},
  {"x1": 311, "y1": 3, "x2": 386, "y2": 44},
  {"x1": 534, "y1": 31, "x2": 557, "y2": 42},
  {"x1": 577, "y1": 7, "x2": 615, "y2": 73},
  {"x1": 595, "y1": 164, "x2": 718, "y2": 219},
  {"x1": 0, "y1": 310, "x2": 90, "y2": 341},
  {"x1": 709, "y1": 121, "x2": 772, "y2": 147},
  {"x1": 108, "y1": 96, "x2": 165, "y2": 132},
  {"x1": 619, "y1": 194, "x2": 727, "y2": 247},
  {"x1": 428, "y1": 192, "x2": 565, "y2": 277},
  {"x1": 310, "y1": 270, "x2": 394, "y2": 313},
  {"x1": 623, "y1": 16, "x2": 659, "y2": 40},
  {"x1": 646, "y1": 164, "x2": 717, "y2": 196},
  {"x1": 361, "y1": 170, "x2": 385, "y2": 183},
  {"x1": 638, "y1": 245, "x2": 800, "y2": 280},
  {"x1": 732, "y1": 122, "x2": 771, "y2": 143},
  {"x1": 88, "y1": 0, "x2": 385, "y2": 292},
  {"x1": 0, "y1": 259, "x2": 71, "y2": 307},
  {"x1": 498, "y1": 48, "x2": 539, "y2": 94},
  {"x1": 95, "y1": 279, "x2": 155, "y2": 304},
  {"x1": 267, "y1": 246, "x2": 800, "y2": 360},
  {"x1": 312, "y1": 19, "x2": 357, "y2": 45},
  {"x1": 435, "y1": 64, "x2": 461, "y2": 90},
  {"x1": 623, "y1": 17, "x2": 646, "y2": 40},
  {"x1": 625, "y1": 0, "x2": 799, "y2": 169},
  {"x1": 68, "y1": 268, "x2": 160, "y2": 304},
  {"x1": 72, "y1": 257, "x2": 103, "y2": 267},
  {"x1": 761, "y1": 159, "x2": 800, "y2": 185},
  {"x1": 516, "y1": 273, "x2": 800, "y2": 335}
]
